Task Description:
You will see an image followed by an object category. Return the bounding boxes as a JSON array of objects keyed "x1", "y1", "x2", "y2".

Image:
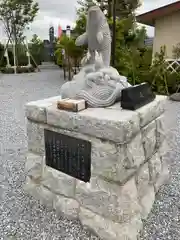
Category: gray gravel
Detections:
[
  {"x1": 0, "y1": 70, "x2": 178, "y2": 239},
  {"x1": 0, "y1": 70, "x2": 99, "y2": 240}
]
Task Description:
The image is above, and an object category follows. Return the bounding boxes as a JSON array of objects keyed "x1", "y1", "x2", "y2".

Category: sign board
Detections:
[{"x1": 44, "y1": 129, "x2": 91, "y2": 182}]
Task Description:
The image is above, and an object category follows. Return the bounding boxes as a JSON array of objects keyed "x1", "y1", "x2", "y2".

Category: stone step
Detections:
[{"x1": 39, "y1": 62, "x2": 60, "y2": 70}]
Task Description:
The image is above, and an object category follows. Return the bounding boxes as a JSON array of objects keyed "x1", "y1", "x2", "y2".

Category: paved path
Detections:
[{"x1": 0, "y1": 71, "x2": 178, "y2": 239}]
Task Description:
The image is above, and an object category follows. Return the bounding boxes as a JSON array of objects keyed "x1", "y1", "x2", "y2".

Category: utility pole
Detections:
[
  {"x1": 12, "y1": 10, "x2": 17, "y2": 74},
  {"x1": 112, "y1": 0, "x2": 116, "y2": 67}
]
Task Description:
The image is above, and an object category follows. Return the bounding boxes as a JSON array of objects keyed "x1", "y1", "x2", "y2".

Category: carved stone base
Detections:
[{"x1": 24, "y1": 95, "x2": 169, "y2": 240}]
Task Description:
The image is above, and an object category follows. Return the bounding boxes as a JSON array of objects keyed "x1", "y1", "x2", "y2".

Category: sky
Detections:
[{"x1": 0, "y1": 0, "x2": 178, "y2": 42}]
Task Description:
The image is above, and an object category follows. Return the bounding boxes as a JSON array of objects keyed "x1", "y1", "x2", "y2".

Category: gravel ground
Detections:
[
  {"x1": 0, "y1": 70, "x2": 178, "y2": 239},
  {"x1": 0, "y1": 70, "x2": 100, "y2": 240}
]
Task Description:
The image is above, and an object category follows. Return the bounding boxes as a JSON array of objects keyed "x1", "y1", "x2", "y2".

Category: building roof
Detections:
[{"x1": 136, "y1": 1, "x2": 180, "y2": 26}]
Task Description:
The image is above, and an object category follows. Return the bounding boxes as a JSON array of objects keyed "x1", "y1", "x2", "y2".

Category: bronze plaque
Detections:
[{"x1": 44, "y1": 129, "x2": 91, "y2": 182}]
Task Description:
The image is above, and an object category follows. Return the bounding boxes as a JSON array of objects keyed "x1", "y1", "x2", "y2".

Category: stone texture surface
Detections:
[
  {"x1": 25, "y1": 96, "x2": 62, "y2": 123},
  {"x1": 24, "y1": 92, "x2": 169, "y2": 240},
  {"x1": 91, "y1": 140, "x2": 120, "y2": 180},
  {"x1": 126, "y1": 133, "x2": 145, "y2": 169},
  {"x1": 148, "y1": 152, "x2": 162, "y2": 185},
  {"x1": 25, "y1": 95, "x2": 167, "y2": 144},
  {"x1": 99, "y1": 143, "x2": 140, "y2": 184},
  {"x1": 136, "y1": 163, "x2": 155, "y2": 219},
  {"x1": 154, "y1": 160, "x2": 169, "y2": 193},
  {"x1": 24, "y1": 176, "x2": 79, "y2": 220},
  {"x1": 141, "y1": 120, "x2": 156, "y2": 160},
  {"x1": 46, "y1": 105, "x2": 141, "y2": 143},
  {"x1": 156, "y1": 114, "x2": 166, "y2": 148},
  {"x1": 150, "y1": 152, "x2": 169, "y2": 193},
  {"x1": 137, "y1": 95, "x2": 167, "y2": 127},
  {"x1": 25, "y1": 152, "x2": 44, "y2": 181},
  {"x1": 79, "y1": 207, "x2": 142, "y2": 240},
  {"x1": 27, "y1": 120, "x2": 45, "y2": 155},
  {"x1": 41, "y1": 166, "x2": 76, "y2": 197},
  {"x1": 27, "y1": 120, "x2": 138, "y2": 184},
  {"x1": 76, "y1": 176, "x2": 140, "y2": 223},
  {"x1": 53, "y1": 195, "x2": 79, "y2": 220},
  {"x1": 24, "y1": 176, "x2": 55, "y2": 208}
]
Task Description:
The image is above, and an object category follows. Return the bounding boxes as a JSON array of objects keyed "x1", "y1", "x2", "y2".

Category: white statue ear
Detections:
[{"x1": 97, "y1": 32, "x2": 103, "y2": 44}]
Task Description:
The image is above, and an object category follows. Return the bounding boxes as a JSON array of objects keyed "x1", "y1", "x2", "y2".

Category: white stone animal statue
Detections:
[
  {"x1": 59, "y1": 5, "x2": 131, "y2": 108},
  {"x1": 75, "y1": 5, "x2": 111, "y2": 67}
]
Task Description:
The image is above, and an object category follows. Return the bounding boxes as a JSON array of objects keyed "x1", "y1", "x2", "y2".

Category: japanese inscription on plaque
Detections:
[{"x1": 44, "y1": 129, "x2": 91, "y2": 182}]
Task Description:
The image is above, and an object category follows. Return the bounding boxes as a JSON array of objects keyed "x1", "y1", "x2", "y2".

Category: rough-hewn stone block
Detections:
[
  {"x1": 154, "y1": 160, "x2": 169, "y2": 193},
  {"x1": 24, "y1": 176, "x2": 79, "y2": 219},
  {"x1": 27, "y1": 121, "x2": 135, "y2": 183},
  {"x1": 136, "y1": 163, "x2": 155, "y2": 219},
  {"x1": 149, "y1": 152, "x2": 169, "y2": 193},
  {"x1": 25, "y1": 152, "x2": 44, "y2": 181},
  {"x1": 25, "y1": 96, "x2": 62, "y2": 123},
  {"x1": 46, "y1": 105, "x2": 140, "y2": 143},
  {"x1": 126, "y1": 133, "x2": 145, "y2": 169},
  {"x1": 24, "y1": 176, "x2": 55, "y2": 208},
  {"x1": 76, "y1": 177, "x2": 140, "y2": 223},
  {"x1": 156, "y1": 114, "x2": 166, "y2": 148},
  {"x1": 27, "y1": 121, "x2": 45, "y2": 155},
  {"x1": 137, "y1": 95, "x2": 167, "y2": 127},
  {"x1": 53, "y1": 195, "x2": 79, "y2": 219},
  {"x1": 159, "y1": 138, "x2": 169, "y2": 160},
  {"x1": 141, "y1": 121, "x2": 156, "y2": 160},
  {"x1": 79, "y1": 207, "x2": 142, "y2": 240},
  {"x1": 92, "y1": 142, "x2": 138, "y2": 184},
  {"x1": 148, "y1": 153, "x2": 162, "y2": 185},
  {"x1": 41, "y1": 166, "x2": 76, "y2": 197}
]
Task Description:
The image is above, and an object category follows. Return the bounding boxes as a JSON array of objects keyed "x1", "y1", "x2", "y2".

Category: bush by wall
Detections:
[{"x1": 1, "y1": 66, "x2": 35, "y2": 74}]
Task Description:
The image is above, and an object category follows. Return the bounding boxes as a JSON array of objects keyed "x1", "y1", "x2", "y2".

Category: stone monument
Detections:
[
  {"x1": 24, "y1": 5, "x2": 169, "y2": 240},
  {"x1": 60, "y1": 5, "x2": 131, "y2": 108},
  {"x1": 24, "y1": 95, "x2": 168, "y2": 240}
]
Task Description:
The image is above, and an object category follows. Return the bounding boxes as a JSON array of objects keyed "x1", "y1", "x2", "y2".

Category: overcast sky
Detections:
[{"x1": 0, "y1": 0, "x2": 178, "y2": 42}]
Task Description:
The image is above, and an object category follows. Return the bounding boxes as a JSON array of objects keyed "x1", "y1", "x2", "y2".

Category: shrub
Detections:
[
  {"x1": 1, "y1": 67, "x2": 14, "y2": 74},
  {"x1": 1, "y1": 66, "x2": 35, "y2": 74}
]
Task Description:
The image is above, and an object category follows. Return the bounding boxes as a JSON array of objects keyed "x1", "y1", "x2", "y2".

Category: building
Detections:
[
  {"x1": 137, "y1": 1, "x2": 180, "y2": 58},
  {"x1": 144, "y1": 37, "x2": 154, "y2": 47}
]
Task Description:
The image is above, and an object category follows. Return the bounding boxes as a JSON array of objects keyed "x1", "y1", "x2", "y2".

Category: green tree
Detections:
[
  {"x1": 55, "y1": 35, "x2": 85, "y2": 66},
  {"x1": 0, "y1": 0, "x2": 39, "y2": 66},
  {"x1": 55, "y1": 35, "x2": 86, "y2": 79},
  {"x1": 0, "y1": 0, "x2": 39, "y2": 42},
  {"x1": 77, "y1": 0, "x2": 140, "y2": 18},
  {"x1": 74, "y1": 14, "x2": 87, "y2": 36},
  {"x1": 29, "y1": 34, "x2": 44, "y2": 66}
]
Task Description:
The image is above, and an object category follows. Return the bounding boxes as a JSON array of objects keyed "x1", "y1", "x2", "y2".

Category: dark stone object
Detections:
[
  {"x1": 44, "y1": 129, "x2": 91, "y2": 182},
  {"x1": 169, "y1": 93, "x2": 180, "y2": 101},
  {"x1": 121, "y1": 83, "x2": 155, "y2": 110}
]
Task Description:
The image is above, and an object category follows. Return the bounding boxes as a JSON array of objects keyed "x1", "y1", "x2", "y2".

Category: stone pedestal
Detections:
[{"x1": 24, "y1": 95, "x2": 169, "y2": 240}]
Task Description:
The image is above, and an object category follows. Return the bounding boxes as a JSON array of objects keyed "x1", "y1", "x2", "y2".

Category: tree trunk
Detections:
[{"x1": 108, "y1": 0, "x2": 112, "y2": 18}]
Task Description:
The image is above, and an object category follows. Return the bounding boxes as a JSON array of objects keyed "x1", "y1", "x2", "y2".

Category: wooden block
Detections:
[{"x1": 57, "y1": 98, "x2": 86, "y2": 112}]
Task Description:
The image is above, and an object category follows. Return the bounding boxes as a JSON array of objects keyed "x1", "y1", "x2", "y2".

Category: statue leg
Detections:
[{"x1": 89, "y1": 50, "x2": 96, "y2": 64}]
